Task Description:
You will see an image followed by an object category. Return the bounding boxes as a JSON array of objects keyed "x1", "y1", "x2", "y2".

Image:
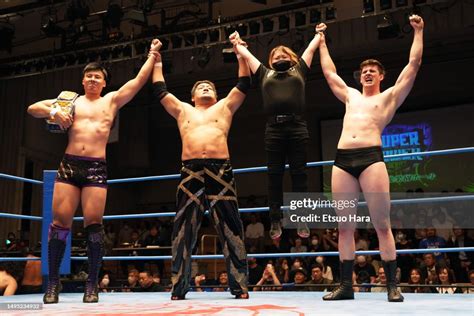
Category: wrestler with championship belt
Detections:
[
  {"x1": 152, "y1": 36, "x2": 251, "y2": 300},
  {"x1": 27, "y1": 39, "x2": 162, "y2": 304},
  {"x1": 45, "y1": 91, "x2": 79, "y2": 133}
]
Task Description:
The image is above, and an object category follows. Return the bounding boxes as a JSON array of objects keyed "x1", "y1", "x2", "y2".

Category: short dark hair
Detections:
[
  {"x1": 140, "y1": 270, "x2": 153, "y2": 277},
  {"x1": 83, "y1": 62, "x2": 110, "y2": 83},
  {"x1": 360, "y1": 59, "x2": 385, "y2": 75},
  {"x1": 191, "y1": 80, "x2": 217, "y2": 98},
  {"x1": 311, "y1": 263, "x2": 324, "y2": 271}
]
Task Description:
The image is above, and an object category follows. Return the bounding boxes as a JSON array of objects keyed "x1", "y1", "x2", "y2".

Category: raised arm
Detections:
[
  {"x1": 27, "y1": 99, "x2": 73, "y2": 130},
  {"x1": 224, "y1": 39, "x2": 251, "y2": 114},
  {"x1": 110, "y1": 39, "x2": 162, "y2": 110},
  {"x1": 229, "y1": 31, "x2": 261, "y2": 74},
  {"x1": 389, "y1": 15, "x2": 424, "y2": 108},
  {"x1": 318, "y1": 31, "x2": 350, "y2": 103},
  {"x1": 301, "y1": 23, "x2": 326, "y2": 68},
  {"x1": 151, "y1": 44, "x2": 184, "y2": 119}
]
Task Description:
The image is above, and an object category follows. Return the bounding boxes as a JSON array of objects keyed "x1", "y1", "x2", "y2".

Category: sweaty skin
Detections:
[
  {"x1": 152, "y1": 38, "x2": 249, "y2": 160},
  {"x1": 176, "y1": 87, "x2": 235, "y2": 160}
]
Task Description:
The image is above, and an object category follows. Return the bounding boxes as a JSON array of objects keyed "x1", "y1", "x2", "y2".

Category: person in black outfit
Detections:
[
  {"x1": 134, "y1": 271, "x2": 165, "y2": 292},
  {"x1": 231, "y1": 23, "x2": 326, "y2": 239}
]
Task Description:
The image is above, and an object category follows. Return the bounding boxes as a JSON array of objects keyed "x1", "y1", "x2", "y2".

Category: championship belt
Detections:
[{"x1": 46, "y1": 91, "x2": 79, "y2": 133}]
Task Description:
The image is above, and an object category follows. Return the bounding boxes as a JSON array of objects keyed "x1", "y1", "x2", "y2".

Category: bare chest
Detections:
[
  {"x1": 347, "y1": 96, "x2": 386, "y2": 115},
  {"x1": 74, "y1": 100, "x2": 113, "y2": 122},
  {"x1": 180, "y1": 107, "x2": 229, "y2": 130}
]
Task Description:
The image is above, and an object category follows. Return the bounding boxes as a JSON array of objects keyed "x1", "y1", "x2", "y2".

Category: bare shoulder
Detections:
[
  {"x1": 380, "y1": 88, "x2": 397, "y2": 104},
  {"x1": 346, "y1": 87, "x2": 362, "y2": 101}
]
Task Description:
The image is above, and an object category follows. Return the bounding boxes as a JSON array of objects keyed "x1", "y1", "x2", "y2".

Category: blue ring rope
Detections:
[
  {"x1": 1, "y1": 194, "x2": 473, "y2": 221},
  {"x1": 1, "y1": 247, "x2": 473, "y2": 262}
]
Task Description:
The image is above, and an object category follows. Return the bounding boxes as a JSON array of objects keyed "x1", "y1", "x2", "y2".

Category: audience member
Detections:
[
  {"x1": 245, "y1": 214, "x2": 265, "y2": 253},
  {"x1": 305, "y1": 263, "x2": 334, "y2": 292},
  {"x1": 419, "y1": 228, "x2": 447, "y2": 262},
  {"x1": 274, "y1": 258, "x2": 290, "y2": 283},
  {"x1": 432, "y1": 266, "x2": 462, "y2": 294},
  {"x1": 136, "y1": 270, "x2": 165, "y2": 292},
  {"x1": 289, "y1": 268, "x2": 308, "y2": 291},
  {"x1": 401, "y1": 268, "x2": 430, "y2": 293},
  {"x1": 254, "y1": 263, "x2": 282, "y2": 291},
  {"x1": 447, "y1": 226, "x2": 474, "y2": 283},
  {"x1": 248, "y1": 257, "x2": 264, "y2": 287},
  {"x1": 122, "y1": 269, "x2": 140, "y2": 292},
  {"x1": 290, "y1": 238, "x2": 308, "y2": 253}
]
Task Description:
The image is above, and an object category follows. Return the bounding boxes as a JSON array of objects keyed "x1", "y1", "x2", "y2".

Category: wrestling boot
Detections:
[
  {"x1": 270, "y1": 221, "x2": 282, "y2": 240},
  {"x1": 83, "y1": 224, "x2": 105, "y2": 303},
  {"x1": 382, "y1": 260, "x2": 404, "y2": 302},
  {"x1": 297, "y1": 221, "x2": 310, "y2": 239},
  {"x1": 43, "y1": 224, "x2": 69, "y2": 304},
  {"x1": 323, "y1": 260, "x2": 355, "y2": 300}
]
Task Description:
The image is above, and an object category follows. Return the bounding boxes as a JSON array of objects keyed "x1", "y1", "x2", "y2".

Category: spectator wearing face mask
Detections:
[
  {"x1": 394, "y1": 229, "x2": 415, "y2": 282},
  {"x1": 354, "y1": 255, "x2": 376, "y2": 284},
  {"x1": 123, "y1": 269, "x2": 140, "y2": 292},
  {"x1": 99, "y1": 272, "x2": 113, "y2": 293},
  {"x1": 308, "y1": 234, "x2": 322, "y2": 252}
]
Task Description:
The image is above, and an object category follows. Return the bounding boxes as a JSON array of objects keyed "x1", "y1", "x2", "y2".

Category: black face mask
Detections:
[{"x1": 272, "y1": 60, "x2": 292, "y2": 72}]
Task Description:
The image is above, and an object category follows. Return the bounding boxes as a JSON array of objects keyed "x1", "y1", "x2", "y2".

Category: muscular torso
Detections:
[
  {"x1": 177, "y1": 100, "x2": 233, "y2": 160},
  {"x1": 21, "y1": 258, "x2": 42, "y2": 286},
  {"x1": 65, "y1": 94, "x2": 116, "y2": 158},
  {"x1": 338, "y1": 89, "x2": 396, "y2": 149}
]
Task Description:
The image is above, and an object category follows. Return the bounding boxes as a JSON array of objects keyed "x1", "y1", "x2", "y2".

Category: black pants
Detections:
[
  {"x1": 171, "y1": 159, "x2": 248, "y2": 297},
  {"x1": 265, "y1": 120, "x2": 309, "y2": 221}
]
